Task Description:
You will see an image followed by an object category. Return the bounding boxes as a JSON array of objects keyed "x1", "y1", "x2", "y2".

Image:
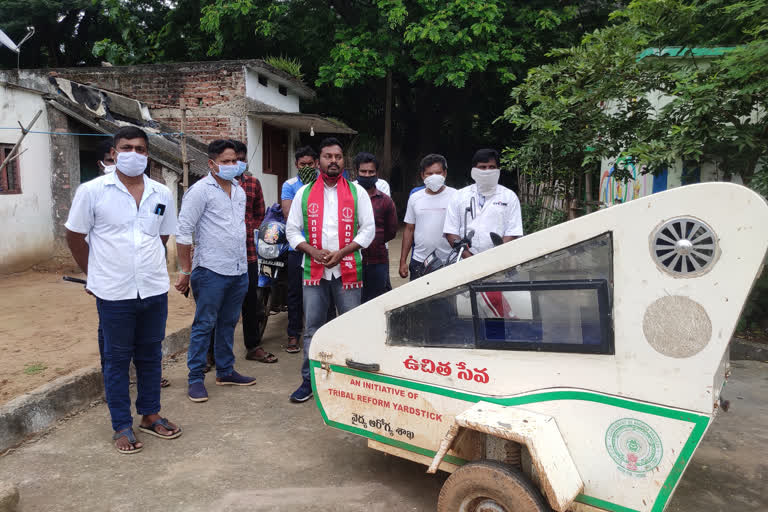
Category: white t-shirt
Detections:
[
  {"x1": 443, "y1": 184, "x2": 523, "y2": 255},
  {"x1": 65, "y1": 172, "x2": 177, "y2": 300},
  {"x1": 404, "y1": 187, "x2": 456, "y2": 262}
]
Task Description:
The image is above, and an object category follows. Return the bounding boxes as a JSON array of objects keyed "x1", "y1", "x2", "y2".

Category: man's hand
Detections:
[
  {"x1": 461, "y1": 249, "x2": 473, "y2": 259},
  {"x1": 310, "y1": 247, "x2": 331, "y2": 264},
  {"x1": 175, "y1": 273, "x2": 190, "y2": 294},
  {"x1": 399, "y1": 261, "x2": 409, "y2": 278},
  {"x1": 324, "y1": 250, "x2": 344, "y2": 268}
]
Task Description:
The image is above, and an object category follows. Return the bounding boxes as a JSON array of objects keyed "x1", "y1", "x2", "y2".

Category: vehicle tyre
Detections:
[
  {"x1": 256, "y1": 287, "x2": 270, "y2": 339},
  {"x1": 437, "y1": 460, "x2": 551, "y2": 512}
]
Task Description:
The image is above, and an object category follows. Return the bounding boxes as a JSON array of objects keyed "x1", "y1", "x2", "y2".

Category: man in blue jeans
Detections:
[
  {"x1": 65, "y1": 126, "x2": 182, "y2": 454},
  {"x1": 286, "y1": 137, "x2": 375, "y2": 402},
  {"x1": 176, "y1": 139, "x2": 256, "y2": 402}
]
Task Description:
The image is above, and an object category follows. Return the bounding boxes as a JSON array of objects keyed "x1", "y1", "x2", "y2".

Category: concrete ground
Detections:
[{"x1": 0, "y1": 309, "x2": 766, "y2": 511}]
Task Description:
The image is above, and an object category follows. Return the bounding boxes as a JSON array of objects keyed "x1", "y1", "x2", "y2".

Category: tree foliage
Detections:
[
  {"x1": 503, "y1": 0, "x2": 768, "y2": 196},
  {"x1": 200, "y1": 0, "x2": 614, "y2": 188}
]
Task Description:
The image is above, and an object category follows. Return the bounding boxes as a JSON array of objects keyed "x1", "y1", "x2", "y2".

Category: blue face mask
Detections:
[
  {"x1": 237, "y1": 160, "x2": 248, "y2": 176},
  {"x1": 216, "y1": 163, "x2": 240, "y2": 181}
]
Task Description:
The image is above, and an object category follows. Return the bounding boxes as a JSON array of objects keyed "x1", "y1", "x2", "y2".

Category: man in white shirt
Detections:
[
  {"x1": 175, "y1": 139, "x2": 257, "y2": 403},
  {"x1": 286, "y1": 137, "x2": 375, "y2": 403},
  {"x1": 399, "y1": 154, "x2": 456, "y2": 280},
  {"x1": 65, "y1": 126, "x2": 182, "y2": 454},
  {"x1": 444, "y1": 149, "x2": 523, "y2": 256}
]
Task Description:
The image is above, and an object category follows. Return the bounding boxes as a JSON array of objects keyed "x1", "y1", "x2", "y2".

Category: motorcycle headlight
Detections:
[{"x1": 258, "y1": 242, "x2": 280, "y2": 260}]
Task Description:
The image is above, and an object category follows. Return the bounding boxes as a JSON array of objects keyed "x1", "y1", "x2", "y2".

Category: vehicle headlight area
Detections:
[{"x1": 258, "y1": 242, "x2": 280, "y2": 260}]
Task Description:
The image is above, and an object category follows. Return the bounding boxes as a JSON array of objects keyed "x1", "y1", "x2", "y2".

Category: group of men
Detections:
[{"x1": 65, "y1": 126, "x2": 522, "y2": 454}]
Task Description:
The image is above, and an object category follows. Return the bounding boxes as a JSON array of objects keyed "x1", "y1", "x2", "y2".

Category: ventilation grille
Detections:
[{"x1": 652, "y1": 217, "x2": 717, "y2": 276}]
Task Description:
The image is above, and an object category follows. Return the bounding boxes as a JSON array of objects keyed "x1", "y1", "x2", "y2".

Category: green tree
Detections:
[
  {"x1": 201, "y1": 0, "x2": 614, "y2": 188},
  {"x1": 503, "y1": 0, "x2": 768, "y2": 202}
]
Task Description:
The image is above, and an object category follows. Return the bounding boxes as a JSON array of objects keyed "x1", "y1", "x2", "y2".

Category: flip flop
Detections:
[
  {"x1": 246, "y1": 349, "x2": 278, "y2": 363},
  {"x1": 113, "y1": 428, "x2": 143, "y2": 455},
  {"x1": 285, "y1": 337, "x2": 301, "y2": 354},
  {"x1": 161, "y1": 377, "x2": 171, "y2": 388},
  {"x1": 138, "y1": 417, "x2": 183, "y2": 439}
]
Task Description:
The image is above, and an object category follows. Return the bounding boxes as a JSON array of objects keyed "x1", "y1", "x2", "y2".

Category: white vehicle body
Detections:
[{"x1": 310, "y1": 183, "x2": 768, "y2": 512}]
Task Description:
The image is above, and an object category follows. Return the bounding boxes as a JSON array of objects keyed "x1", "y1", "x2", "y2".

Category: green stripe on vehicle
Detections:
[{"x1": 310, "y1": 361, "x2": 709, "y2": 512}]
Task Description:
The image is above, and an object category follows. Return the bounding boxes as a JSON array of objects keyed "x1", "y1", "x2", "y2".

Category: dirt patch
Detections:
[{"x1": 0, "y1": 270, "x2": 196, "y2": 405}]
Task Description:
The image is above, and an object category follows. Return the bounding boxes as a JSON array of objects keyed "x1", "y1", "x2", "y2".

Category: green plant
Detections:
[
  {"x1": 263, "y1": 55, "x2": 304, "y2": 81},
  {"x1": 23, "y1": 362, "x2": 47, "y2": 375}
]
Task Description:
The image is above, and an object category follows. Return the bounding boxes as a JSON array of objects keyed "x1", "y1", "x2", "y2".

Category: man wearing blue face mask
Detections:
[{"x1": 176, "y1": 139, "x2": 257, "y2": 403}]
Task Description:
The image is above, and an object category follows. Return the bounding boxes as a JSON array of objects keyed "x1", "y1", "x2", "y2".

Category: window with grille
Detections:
[{"x1": 0, "y1": 144, "x2": 22, "y2": 194}]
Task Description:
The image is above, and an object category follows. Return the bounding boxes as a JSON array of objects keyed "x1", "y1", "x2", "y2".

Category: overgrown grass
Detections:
[{"x1": 264, "y1": 55, "x2": 304, "y2": 81}]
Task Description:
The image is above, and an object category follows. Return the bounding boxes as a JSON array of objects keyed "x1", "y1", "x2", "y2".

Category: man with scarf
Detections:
[
  {"x1": 443, "y1": 148, "x2": 523, "y2": 256},
  {"x1": 285, "y1": 138, "x2": 375, "y2": 403}
]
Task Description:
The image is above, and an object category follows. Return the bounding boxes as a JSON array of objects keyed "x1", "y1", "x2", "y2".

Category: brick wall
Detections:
[{"x1": 56, "y1": 62, "x2": 248, "y2": 144}]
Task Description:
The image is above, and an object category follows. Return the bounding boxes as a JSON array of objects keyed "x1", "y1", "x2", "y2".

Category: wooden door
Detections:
[{"x1": 263, "y1": 123, "x2": 289, "y2": 196}]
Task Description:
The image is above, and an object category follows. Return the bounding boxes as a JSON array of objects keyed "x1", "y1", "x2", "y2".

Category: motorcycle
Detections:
[
  {"x1": 419, "y1": 196, "x2": 503, "y2": 276},
  {"x1": 254, "y1": 205, "x2": 291, "y2": 338}
]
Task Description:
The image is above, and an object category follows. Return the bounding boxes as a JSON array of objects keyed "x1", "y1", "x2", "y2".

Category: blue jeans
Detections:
[
  {"x1": 301, "y1": 277, "x2": 361, "y2": 382},
  {"x1": 362, "y1": 263, "x2": 389, "y2": 303},
  {"x1": 188, "y1": 267, "x2": 249, "y2": 384},
  {"x1": 96, "y1": 293, "x2": 167, "y2": 432}
]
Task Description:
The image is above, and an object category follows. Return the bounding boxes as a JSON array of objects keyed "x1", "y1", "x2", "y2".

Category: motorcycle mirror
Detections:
[{"x1": 490, "y1": 232, "x2": 503, "y2": 247}]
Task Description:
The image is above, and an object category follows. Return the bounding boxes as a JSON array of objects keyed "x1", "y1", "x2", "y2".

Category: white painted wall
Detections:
[
  {"x1": 244, "y1": 68, "x2": 300, "y2": 113},
  {"x1": 0, "y1": 85, "x2": 54, "y2": 273}
]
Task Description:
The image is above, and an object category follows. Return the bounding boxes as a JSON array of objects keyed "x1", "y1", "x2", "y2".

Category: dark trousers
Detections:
[
  {"x1": 409, "y1": 258, "x2": 424, "y2": 282},
  {"x1": 97, "y1": 315, "x2": 105, "y2": 374},
  {"x1": 286, "y1": 251, "x2": 304, "y2": 338},
  {"x1": 97, "y1": 293, "x2": 167, "y2": 432},
  {"x1": 241, "y1": 261, "x2": 267, "y2": 350},
  {"x1": 362, "y1": 263, "x2": 390, "y2": 303}
]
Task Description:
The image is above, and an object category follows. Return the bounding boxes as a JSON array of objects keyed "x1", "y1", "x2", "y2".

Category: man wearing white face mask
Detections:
[
  {"x1": 443, "y1": 148, "x2": 523, "y2": 257},
  {"x1": 176, "y1": 139, "x2": 257, "y2": 403},
  {"x1": 399, "y1": 154, "x2": 456, "y2": 280},
  {"x1": 66, "y1": 126, "x2": 182, "y2": 454}
]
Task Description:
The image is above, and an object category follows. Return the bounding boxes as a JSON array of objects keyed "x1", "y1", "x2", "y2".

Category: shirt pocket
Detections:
[{"x1": 140, "y1": 212, "x2": 162, "y2": 236}]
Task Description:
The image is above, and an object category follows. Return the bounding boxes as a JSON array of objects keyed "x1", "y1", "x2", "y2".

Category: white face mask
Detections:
[
  {"x1": 100, "y1": 162, "x2": 116, "y2": 174},
  {"x1": 116, "y1": 151, "x2": 148, "y2": 177},
  {"x1": 423, "y1": 174, "x2": 446, "y2": 192},
  {"x1": 471, "y1": 167, "x2": 500, "y2": 196}
]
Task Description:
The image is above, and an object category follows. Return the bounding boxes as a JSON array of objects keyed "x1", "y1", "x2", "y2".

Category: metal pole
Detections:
[
  {"x1": 0, "y1": 109, "x2": 42, "y2": 174},
  {"x1": 180, "y1": 99, "x2": 189, "y2": 193}
]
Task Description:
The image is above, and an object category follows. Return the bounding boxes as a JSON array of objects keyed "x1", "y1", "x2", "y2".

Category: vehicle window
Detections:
[{"x1": 387, "y1": 233, "x2": 614, "y2": 354}]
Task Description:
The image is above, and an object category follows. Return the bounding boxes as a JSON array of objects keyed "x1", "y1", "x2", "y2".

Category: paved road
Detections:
[{"x1": 1, "y1": 307, "x2": 765, "y2": 511}]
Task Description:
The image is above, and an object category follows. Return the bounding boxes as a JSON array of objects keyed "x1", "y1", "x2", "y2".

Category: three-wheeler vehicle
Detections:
[{"x1": 309, "y1": 183, "x2": 768, "y2": 512}]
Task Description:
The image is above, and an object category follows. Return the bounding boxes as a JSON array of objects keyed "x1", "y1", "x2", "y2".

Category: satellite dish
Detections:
[
  {"x1": 0, "y1": 27, "x2": 35, "y2": 69},
  {"x1": 0, "y1": 30, "x2": 19, "y2": 53}
]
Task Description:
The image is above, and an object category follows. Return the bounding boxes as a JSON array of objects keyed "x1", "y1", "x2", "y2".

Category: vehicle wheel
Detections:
[
  {"x1": 256, "y1": 287, "x2": 270, "y2": 338},
  {"x1": 437, "y1": 460, "x2": 551, "y2": 512}
]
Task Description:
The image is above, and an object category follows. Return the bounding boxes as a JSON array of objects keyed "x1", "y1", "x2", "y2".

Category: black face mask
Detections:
[{"x1": 357, "y1": 175, "x2": 378, "y2": 190}]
